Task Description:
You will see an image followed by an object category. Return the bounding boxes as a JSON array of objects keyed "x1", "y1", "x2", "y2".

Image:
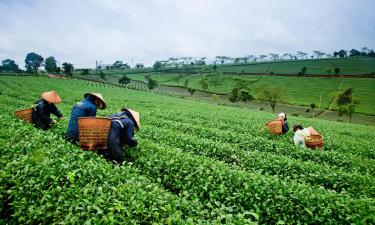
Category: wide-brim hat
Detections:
[
  {"x1": 277, "y1": 112, "x2": 286, "y2": 118},
  {"x1": 122, "y1": 108, "x2": 140, "y2": 130},
  {"x1": 84, "y1": 93, "x2": 106, "y2": 109},
  {"x1": 42, "y1": 91, "x2": 62, "y2": 104}
]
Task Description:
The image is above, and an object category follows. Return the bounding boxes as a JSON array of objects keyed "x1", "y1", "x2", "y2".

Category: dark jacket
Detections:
[
  {"x1": 104, "y1": 111, "x2": 138, "y2": 163},
  {"x1": 65, "y1": 97, "x2": 97, "y2": 143},
  {"x1": 32, "y1": 99, "x2": 63, "y2": 130},
  {"x1": 282, "y1": 121, "x2": 289, "y2": 134}
]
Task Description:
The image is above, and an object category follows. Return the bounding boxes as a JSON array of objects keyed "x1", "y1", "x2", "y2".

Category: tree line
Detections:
[{"x1": 0, "y1": 52, "x2": 74, "y2": 76}]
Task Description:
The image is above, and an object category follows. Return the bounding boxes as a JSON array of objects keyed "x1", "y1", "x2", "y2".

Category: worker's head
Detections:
[
  {"x1": 293, "y1": 124, "x2": 303, "y2": 132},
  {"x1": 121, "y1": 108, "x2": 140, "y2": 131},
  {"x1": 277, "y1": 112, "x2": 287, "y2": 121},
  {"x1": 84, "y1": 93, "x2": 106, "y2": 109}
]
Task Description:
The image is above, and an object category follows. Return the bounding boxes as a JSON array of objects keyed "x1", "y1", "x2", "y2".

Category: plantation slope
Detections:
[{"x1": 0, "y1": 76, "x2": 375, "y2": 224}]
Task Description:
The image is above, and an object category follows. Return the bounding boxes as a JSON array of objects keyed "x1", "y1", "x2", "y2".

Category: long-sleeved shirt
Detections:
[
  {"x1": 105, "y1": 111, "x2": 138, "y2": 163},
  {"x1": 65, "y1": 97, "x2": 97, "y2": 143},
  {"x1": 32, "y1": 99, "x2": 63, "y2": 130},
  {"x1": 282, "y1": 121, "x2": 289, "y2": 134},
  {"x1": 293, "y1": 128, "x2": 311, "y2": 148}
]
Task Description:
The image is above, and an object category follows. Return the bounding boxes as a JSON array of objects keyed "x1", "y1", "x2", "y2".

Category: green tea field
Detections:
[{"x1": 1, "y1": 76, "x2": 375, "y2": 224}]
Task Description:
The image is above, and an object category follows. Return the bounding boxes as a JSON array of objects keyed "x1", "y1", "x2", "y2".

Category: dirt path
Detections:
[{"x1": 316, "y1": 82, "x2": 344, "y2": 117}]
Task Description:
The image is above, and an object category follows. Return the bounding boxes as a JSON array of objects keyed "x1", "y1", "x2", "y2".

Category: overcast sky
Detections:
[{"x1": 0, "y1": 0, "x2": 374, "y2": 68}]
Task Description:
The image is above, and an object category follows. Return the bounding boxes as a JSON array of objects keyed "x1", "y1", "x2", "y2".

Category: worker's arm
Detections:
[
  {"x1": 123, "y1": 122, "x2": 138, "y2": 147},
  {"x1": 49, "y1": 104, "x2": 63, "y2": 118}
]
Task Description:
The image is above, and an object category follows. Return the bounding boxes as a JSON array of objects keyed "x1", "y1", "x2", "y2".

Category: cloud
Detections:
[{"x1": 0, "y1": 0, "x2": 374, "y2": 68}]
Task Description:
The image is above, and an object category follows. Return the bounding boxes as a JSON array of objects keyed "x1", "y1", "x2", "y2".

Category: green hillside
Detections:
[
  {"x1": 216, "y1": 57, "x2": 375, "y2": 75},
  {"x1": 122, "y1": 73, "x2": 375, "y2": 115}
]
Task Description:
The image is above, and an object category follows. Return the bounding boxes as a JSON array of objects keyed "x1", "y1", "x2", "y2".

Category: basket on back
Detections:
[
  {"x1": 15, "y1": 108, "x2": 33, "y2": 123},
  {"x1": 305, "y1": 134, "x2": 324, "y2": 149},
  {"x1": 78, "y1": 117, "x2": 111, "y2": 150},
  {"x1": 267, "y1": 120, "x2": 283, "y2": 134}
]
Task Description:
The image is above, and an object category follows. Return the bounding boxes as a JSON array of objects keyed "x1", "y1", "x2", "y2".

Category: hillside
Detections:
[{"x1": 0, "y1": 76, "x2": 375, "y2": 224}]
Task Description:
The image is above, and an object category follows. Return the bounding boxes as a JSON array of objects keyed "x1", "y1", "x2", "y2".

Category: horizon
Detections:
[{"x1": 1, "y1": 0, "x2": 375, "y2": 68}]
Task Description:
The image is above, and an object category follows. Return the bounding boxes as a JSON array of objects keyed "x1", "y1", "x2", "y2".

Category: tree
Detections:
[
  {"x1": 336, "y1": 88, "x2": 360, "y2": 122},
  {"x1": 113, "y1": 61, "x2": 125, "y2": 69},
  {"x1": 213, "y1": 64, "x2": 217, "y2": 70},
  {"x1": 199, "y1": 76, "x2": 209, "y2": 91},
  {"x1": 119, "y1": 75, "x2": 131, "y2": 85},
  {"x1": 80, "y1": 69, "x2": 90, "y2": 75},
  {"x1": 62, "y1": 62, "x2": 74, "y2": 77},
  {"x1": 310, "y1": 103, "x2": 316, "y2": 119},
  {"x1": 338, "y1": 50, "x2": 347, "y2": 58},
  {"x1": 99, "y1": 71, "x2": 106, "y2": 80},
  {"x1": 44, "y1": 56, "x2": 57, "y2": 73},
  {"x1": 299, "y1": 67, "x2": 307, "y2": 75},
  {"x1": 239, "y1": 89, "x2": 254, "y2": 104},
  {"x1": 187, "y1": 88, "x2": 196, "y2": 95},
  {"x1": 25, "y1": 52, "x2": 44, "y2": 73},
  {"x1": 153, "y1": 61, "x2": 162, "y2": 70},
  {"x1": 136, "y1": 63, "x2": 144, "y2": 68},
  {"x1": 183, "y1": 79, "x2": 189, "y2": 88},
  {"x1": 258, "y1": 85, "x2": 284, "y2": 113},
  {"x1": 228, "y1": 87, "x2": 240, "y2": 103},
  {"x1": 334, "y1": 68, "x2": 341, "y2": 76},
  {"x1": 147, "y1": 78, "x2": 158, "y2": 90},
  {"x1": 1, "y1": 59, "x2": 19, "y2": 72},
  {"x1": 349, "y1": 49, "x2": 361, "y2": 57}
]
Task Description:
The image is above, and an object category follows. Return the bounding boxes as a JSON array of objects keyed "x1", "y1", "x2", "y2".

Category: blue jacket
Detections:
[
  {"x1": 105, "y1": 111, "x2": 138, "y2": 163},
  {"x1": 65, "y1": 97, "x2": 97, "y2": 143}
]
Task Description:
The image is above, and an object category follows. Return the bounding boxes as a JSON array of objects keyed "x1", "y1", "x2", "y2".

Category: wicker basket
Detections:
[
  {"x1": 15, "y1": 108, "x2": 33, "y2": 123},
  {"x1": 267, "y1": 120, "x2": 283, "y2": 134},
  {"x1": 305, "y1": 134, "x2": 324, "y2": 149},
  {"x1": 78, "y1": 117, "x2": 111, "y2": 150}
]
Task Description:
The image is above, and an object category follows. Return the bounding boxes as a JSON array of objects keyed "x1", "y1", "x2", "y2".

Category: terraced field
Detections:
[{"x1": 0, "y1": 76, "x2": 374, "y2": 224}]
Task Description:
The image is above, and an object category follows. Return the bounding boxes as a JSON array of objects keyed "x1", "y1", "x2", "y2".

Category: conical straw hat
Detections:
[
  {"x1": 41, "y1": 91, "x2": 62, "y2": 104},
  {"x1": 84, "y1": 93, "x2": 106, "y2": 109},
  {"x1": 123, "y1": 108, "x2": 140, "y2": 130}
]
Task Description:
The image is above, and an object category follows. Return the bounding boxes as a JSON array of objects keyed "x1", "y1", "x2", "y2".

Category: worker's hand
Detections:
[{"x1": 59, "y1": 116, "x2": 65, "y2": 120}]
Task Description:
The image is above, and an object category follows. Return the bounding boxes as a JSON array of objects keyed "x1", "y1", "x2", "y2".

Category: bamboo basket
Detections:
[
  {"x1": 78, "y1": 117, "x2": 111, "y2": 150},
  {"x1": 267, "y1": 120, "x2": 283, "y2": 134},
  {"x1": 15, "y1": 108, "x2": 33, "y2": 123},
  {"x1": 305, "y1": 134, "x2": 324, "y2": 149}
]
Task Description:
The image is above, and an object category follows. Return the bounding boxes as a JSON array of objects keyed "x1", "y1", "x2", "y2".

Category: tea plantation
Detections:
[{"x1": 0, "y1": 76, "x2": 374, "y2": 224}]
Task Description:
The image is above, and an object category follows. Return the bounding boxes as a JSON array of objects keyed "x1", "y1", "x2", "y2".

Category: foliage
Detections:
[
  {"x1": 187, "y1": 88, "x2": 196, "y2": 95},
  {"x1": 25, "y1": 52, "x2": 44, "y2": 73},
  {"x1": 147, "y1": 78, "x2": 158, "y2": 90},
  {"x1": 99, "y1": 71, "x2": 106, "y2": 80},
  {"x1": 62, "y1": 62, "x2": 74, "y2": 77},
  {"x1": 239, "y1": 89, "x2": 254, "y2": 104},
  {"x1": 257, "y1": 85, "x2": 284, "y2": 113},
  {"x1": 228, "y1": 87, "x2": 239, "y2": 103},
  {"x1": 44, "y1": 56, "x2": 57, "y2": 73},
  {"x1": 1, "y1": 59, "x2": 19, "y2": 72},
  {"x1": 198, "y1": 76, "x2": 209, "y2": 91},
  {"x1": 299, "y1": 66, "x2": 307, "y2": 75},
  {"x1": 80, "y1": 69, "x2": 90, "y2": 75},
  {"x1": 337, "y1": 88, "x2": 360, "y2": 122},
  {"x1": 153, "y1": 61, "x2": 162, "y2": 70},
  {"x1": 118, "y1": 75, "x2": 131, "y2": 85}
]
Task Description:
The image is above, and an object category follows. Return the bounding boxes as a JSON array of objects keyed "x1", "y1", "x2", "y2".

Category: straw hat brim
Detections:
[
  {"x1": 123, "y1": 108, "x2": 140, "y2": 130},
  {"x1": 84, "y1": 93, "x2": 107, "y2": 109},
  {"x1": 42, "y1": 91, "x2": 62, "y2": 104}
]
